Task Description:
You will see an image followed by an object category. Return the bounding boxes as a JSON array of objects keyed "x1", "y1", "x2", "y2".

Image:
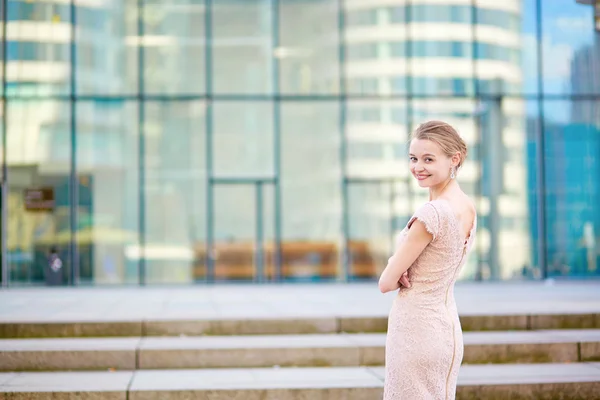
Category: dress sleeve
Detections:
[{"x1": 407, "y1": 202, "x2": 440, "y2": 241}]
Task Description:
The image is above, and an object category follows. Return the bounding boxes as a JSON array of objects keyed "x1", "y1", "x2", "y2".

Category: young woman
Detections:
[{"x1": 379, "y1": 121, "x2": 477, "y2": 400}]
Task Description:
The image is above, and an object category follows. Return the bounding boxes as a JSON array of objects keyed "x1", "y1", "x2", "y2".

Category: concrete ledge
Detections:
[
  {"x1": 139, "y1": 334, "x2": 361, "y2": 369},
  {"x1": 3, "y1": 330, "x2": 600, "y2": 371},
  {"x1": 0, "y1": 322, "x2": 142, "y2": 339},
  {"x1": 460, "y1": 315, "x2": 529, "y2": 331},
  {"x1": 1, "y1": 313, "x2": 598, "y2": 339},
  {"x1": 145, "y1": 317, "x2": 338, "y2": 337},
  {"x1": 2, "y1": 364, "x2": 600, "y2": 400},
  {"x1": 530, "y1": 314, "x2": 598, "y2": 330},
  {"x1": 0, "y1": 370, "x2": 132, "y2": 400},
  {"x1": 338, "y1": 317, "x2": 388, "y2": 333},
  {"x1": 0, "y1": 391, "x2": 126, "y2": 400},
  {"x1": 0, "y1": 338, "x2": 139, "y2": 372}
]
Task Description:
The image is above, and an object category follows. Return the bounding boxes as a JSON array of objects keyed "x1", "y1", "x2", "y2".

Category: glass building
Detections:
[{"x1": 0, "y1": 0, "x2": 599, "y2": 286}]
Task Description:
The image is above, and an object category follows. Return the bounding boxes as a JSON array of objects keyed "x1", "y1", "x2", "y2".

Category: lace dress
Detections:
[{"x1": 383, "y1": 199, "x2": 477, "y2": 400}]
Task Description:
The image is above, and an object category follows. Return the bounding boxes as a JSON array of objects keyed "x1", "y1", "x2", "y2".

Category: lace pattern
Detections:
[{"x1": 384, "y1": 200, "x2": 477, "y2": 400}]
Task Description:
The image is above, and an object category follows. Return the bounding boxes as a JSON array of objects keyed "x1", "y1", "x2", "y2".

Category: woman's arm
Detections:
[{"x1": 378, "y1": 220, "x2": 433, "y2": 293}]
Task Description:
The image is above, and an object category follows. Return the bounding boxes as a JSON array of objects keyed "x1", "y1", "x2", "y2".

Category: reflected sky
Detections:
[{"x1": 530, "y1": 0, "x2": 597, "y2": 122}]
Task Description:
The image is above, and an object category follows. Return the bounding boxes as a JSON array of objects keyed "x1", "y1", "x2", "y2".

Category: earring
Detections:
[{"x1": 450, "y1": 167, "x2": 456, "y2": 179}]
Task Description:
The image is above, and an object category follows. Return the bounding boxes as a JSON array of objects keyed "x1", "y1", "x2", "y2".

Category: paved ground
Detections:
[{"x1": 1, "y1": 281, "x2": 599, "y2": 322}]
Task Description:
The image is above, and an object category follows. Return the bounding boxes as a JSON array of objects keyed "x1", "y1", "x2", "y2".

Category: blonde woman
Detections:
[{"x1": 379, "y1": 121, "x2": 477, "y2": 400}]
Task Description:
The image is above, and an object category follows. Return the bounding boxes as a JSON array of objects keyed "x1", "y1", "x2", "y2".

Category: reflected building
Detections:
[
  {"x1": 527, "y1": 4, "x2": 600, "y2": 279},
  {"x1": 4, "y1": 0, "x2": 599, "y2": 286},
  {"x1": 342, "y1": 0, "x2": 530, "y2": 280},
  {"x1": 571, "y1": 35, "x2": 600, "y2": 125},
  {"x1": 4, "y1": 0, "x2": 140, "y2": 285},
  {"x1": 541, "y1": 22, "x2": 600, "y2": 277}
]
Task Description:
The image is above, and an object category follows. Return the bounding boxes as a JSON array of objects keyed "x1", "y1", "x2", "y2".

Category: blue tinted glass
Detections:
[
  {"x1": 542, "y1": 102, "x2": 600, "y2": 278},
  {"x1": 542, "y1": 0, "x2": 599, "y2": 95},
  {"x1": 451, "y1": 41, "x2": 468, "y2": 57},
  {"x1": 452, "y1": 79, "x2": 466, "y2": 95},
  {"x1": 7, "y1": 42, "x2": 69, "y2": 61},
  {"x1": 450, "y1": 5, "x2": 470, "y2": 23},
  {"x1": 405, "y1": 77, "x2": 478, "y2": 96},
  {"x1": 404, "y1": 4, "x2": 515, "y2": 28},
  {"x1": 7, "y1": 1, "x2": 69, "y2": 21}
]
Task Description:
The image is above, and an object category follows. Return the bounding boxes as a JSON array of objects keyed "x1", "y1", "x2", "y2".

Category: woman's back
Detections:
[{"x1": 441, "y1": 193, "x2": 477, "y2": 247}]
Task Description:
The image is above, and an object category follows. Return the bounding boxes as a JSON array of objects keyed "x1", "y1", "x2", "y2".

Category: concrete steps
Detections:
[
  {"x1": 2, "y1": 284, "x2": 600, "y2": 399},
  {"x1": 1, "y1": 312, "x2": 598, "y2": 338},
  {"x1": 1, "y1": 363, "x2": 600, "y2": 400},
  {"x1": 2, "y1": 330, "x2": 600, "y2": 372}
]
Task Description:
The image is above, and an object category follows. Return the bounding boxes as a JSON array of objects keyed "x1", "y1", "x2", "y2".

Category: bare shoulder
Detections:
[
  {"x1": 464, "y1": 194, "x2": 477, "y2": 219},
  {"x1": 439, "y1": 192, "x2": 476, "y2": 231}
]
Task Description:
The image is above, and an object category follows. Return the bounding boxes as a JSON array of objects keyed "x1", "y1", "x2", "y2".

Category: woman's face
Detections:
[{"x1": 409, "y1": 139, "x2": 453, "y2": 188}]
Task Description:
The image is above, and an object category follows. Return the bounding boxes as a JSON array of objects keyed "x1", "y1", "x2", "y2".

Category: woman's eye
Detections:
[{"x1": 425, "y1": 158, "x2": 433, "y2": 162}]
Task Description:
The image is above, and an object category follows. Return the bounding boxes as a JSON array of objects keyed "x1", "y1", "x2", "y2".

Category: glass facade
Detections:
[{"x1": 1, "y1": 0, "x2": 599, "y2": 286}]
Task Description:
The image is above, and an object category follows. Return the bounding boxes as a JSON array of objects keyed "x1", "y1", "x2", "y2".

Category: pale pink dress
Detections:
[{"x1": 383, "y1": 199, "x2": 477, "y2": 400}]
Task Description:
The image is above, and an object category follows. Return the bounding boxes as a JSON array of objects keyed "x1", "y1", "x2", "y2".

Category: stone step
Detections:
[
  {"x1": 2, "y1": 329, "x2": 600, "y2": 372},
  {"x1": 1, "y1": 363, "x2": 600, "y2": 399},
  {"x1": 1, "y1": 312, "x2": 598, "y2": 338}
]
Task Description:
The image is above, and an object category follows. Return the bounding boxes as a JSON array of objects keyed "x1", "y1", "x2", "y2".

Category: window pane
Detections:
[
  {"x1": 279, "y1": 0, "x2": 339, "y2": 94},
  {"x1": 344, "y1": 2, "x2": 407, "y2": 95},
  {"x1": 471, "y1": 99, "x2": 534, "y2": 280},
  {"x1": 6, "y1": 100, "x2": 72, "y2": 286},
  {"x1": 212, "y1": 102, "x2": 273, "y2": 178},
  {"x1": 144, "y1": 101, "x2": 206, "y2": 284},
  {"x1": 6, "y1": 1, "x2": 71, "y2": 96},
  {"x1": 212, "y1": 185, "x2": 255, "y2": 281},
  {"x1": 346, "y1": 100, "x2": 408, "y2": 179},
  {"x1": 346, "y1": 8, "x2": 377, "y2": 27},
  {"x1": 542, "y1": 0, "x2": 599, "y2": 95},
  {"x1": 345, "y1": 100, "x2": 409, "y2": 280},
  {"x1": 543, "y1": 100, "x2": 600, "y2": 279},
  {"x1": 143, "y1": 1, "x2": 206, "y2": 95},
  {"x1": 212, "y1": 0, "x2": 273, "y2": 94},
  {"x1": 410, "y1": 6, "x2": 474, "y2": 96},
  {"x1": 281, "y1": 102, "x2": 342, "y2": 281},
  {"x1": 76, "y1": 0, "x2": 138, "y2": 95},
  {"x1": 347, "y1": 182, "x2": 392, "y2": 281},
  {"x1": 475, "y1": 0, "x2": 535, "y2": 96},
  {"x1": 76, "y1": 101, "x2": 138, "y2": 285}
]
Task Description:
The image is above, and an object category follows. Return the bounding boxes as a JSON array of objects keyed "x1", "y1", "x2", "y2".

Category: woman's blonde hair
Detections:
[{"x1": 411, "y1": 120, "x2": 468, "y2": 168}]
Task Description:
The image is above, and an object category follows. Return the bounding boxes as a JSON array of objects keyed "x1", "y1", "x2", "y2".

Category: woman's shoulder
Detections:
[
  {"x1": 435, "y1": 193, "x2": 476, "y2": 214},
  {"x1": 436, "y1": 194, "x2": 477, "y2": 235}
]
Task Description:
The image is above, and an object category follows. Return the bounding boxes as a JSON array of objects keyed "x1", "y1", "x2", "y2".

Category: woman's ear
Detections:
[{"x1": 452, "y1": 152, "x2": 461, "y2": 167}]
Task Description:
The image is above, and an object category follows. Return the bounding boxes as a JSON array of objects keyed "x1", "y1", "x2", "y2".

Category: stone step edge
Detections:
[
  {"x1": 1, "y1": 364, "x2": 600, "y2": 400},
  {"x1": 1, "y1": 312, "x2": 598, "y2": 338},
  {"x1": 2, "y1": 331, "x2": 600, "y2": 371}
]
